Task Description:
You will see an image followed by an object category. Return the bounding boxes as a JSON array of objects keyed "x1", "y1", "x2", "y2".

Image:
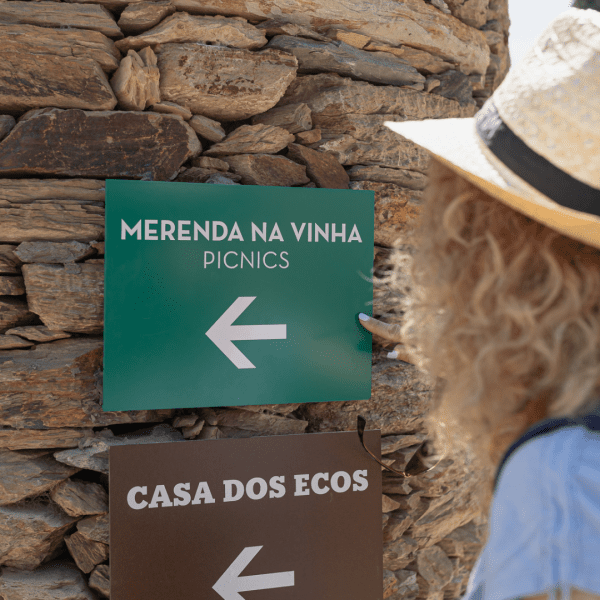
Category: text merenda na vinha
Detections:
[
  {"x1": 120, "y1": 220, "x2": 364, "y2": 270},
  {"x1": 127, "y1": 469, "x2": 369, "y2": 510}
]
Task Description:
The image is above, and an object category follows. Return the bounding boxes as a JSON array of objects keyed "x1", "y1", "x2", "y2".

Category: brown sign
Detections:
[{"x1": 109, "y1": 430, "x2": 382, "y2": 600}]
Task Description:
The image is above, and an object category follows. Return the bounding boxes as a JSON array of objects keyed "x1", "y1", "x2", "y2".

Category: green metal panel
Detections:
[{"x1": 104, "y1": 180, "x2": 374, "y2": 411}]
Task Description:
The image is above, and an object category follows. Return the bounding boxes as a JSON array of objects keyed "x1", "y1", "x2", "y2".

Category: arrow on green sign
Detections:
[{"x1": 205, "y1": 297, "x2": 287, "y2": 369}]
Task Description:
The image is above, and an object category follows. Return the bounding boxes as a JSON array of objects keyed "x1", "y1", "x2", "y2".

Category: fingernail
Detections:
[
  {"x1": 359, "y1": 313, "x2": 370, "y2": 321},
  {"x1": 387, "y1": 351, "x2": 398, "y2": 359}
]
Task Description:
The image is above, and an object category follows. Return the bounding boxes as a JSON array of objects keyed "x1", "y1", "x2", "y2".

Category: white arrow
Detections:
[
  {"x1": 206, "y1": 297, "x2": 287, "y2": 369},
  {"x1": 213, "y1": 546, "x2": 295, "y2": 600}
]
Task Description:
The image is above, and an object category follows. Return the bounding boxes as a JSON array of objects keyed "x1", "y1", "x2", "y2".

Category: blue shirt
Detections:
[{"x1": 464, "y1": 425, "x2": 600, "y2": 600}]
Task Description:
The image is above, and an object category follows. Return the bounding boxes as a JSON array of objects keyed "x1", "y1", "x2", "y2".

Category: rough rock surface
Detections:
[
  {"x1": 118, "y1": 1, "x2": 176, "y2": 35},
  {"x1": 65, "y1": 532, "x2": 108, "y2": 574},
  {"x1": 205, "y1": 124, "x2": 294, "y2": 156},
  {"x1": 348, "y1": 166, "x2": 428, "y2": 190},
  {"x1": 50, "y1": 480, "x2": 108, "y2": 518},
  {"x1": 287, "y1": 143, "x2": 349, "y2": 189},
  {"x1": 22, "y1": 264, "x2": 103, "y2": 335},
  {"x1": 188, "y1": 115, "x2": 226, "y2": 142},
  {"x1": 268, "y1": 36, "x2": 426, "y2": 88},
  {"x1": 169, "y1": 0, "x2": 490, "y2": 75},
  {"x1": 110, "y1": 47, "x2": 160, "y2": 111},
  {"x1": 77, "y1": 514, "x2": 109, "y2": 545},
  {"x1": 0, "y1": 336, "x2": 34, "y2": 350},
  {"x1": 364, "y1": 42, "x2": 455, "y2": 75},
  {"x1": 156, "y1": 44, "x2": 298, "y2": 120},
  {"x1": 0, "y1": 298, "x2": 34, "y2": 334},
  {"x1": 0, "y1": 339, "x2": 172, "y2": 429},
  {"x1": 0, "y1": 502, "x2": 77, "y2": 570},
  {"x1": 0, "y1": 109, "x2": 200, "y2": 180},
  {"x1": 89, "y1": 564, "x2": 110, "y2": 598},
  {"x1": 0, "y1": 2, "x2": 123, "y2": 38},
  {"x1": 0, "y1": 116, "x2": 15, "y2": 142},
  {"x1": 116, "y1": 12, "x2": 267, "y2": 51},
  {"x1": 0, "y1": 450, "x2": 79, "y2": 506},
  {"x1": 0, "y1": 428, "x2": 89, "y2": 451},
  {"x1": 0, "y1": 277, "x2": 25, "y2": 296},
  {"x1": 15, "y1": 242, "x2": 95, "y2": 265},
  {"x1": 0, "y1": 561, "x2": 97, "y2": 600},
  {"x1": 224, "y1": 154, "x2": 309, "y2": 186},
  {"x1": 251, "y1": 103, "x2": 312, "y2": 133}
]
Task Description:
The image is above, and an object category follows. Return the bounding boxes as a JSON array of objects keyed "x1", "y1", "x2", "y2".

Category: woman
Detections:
[{"x1": 360, "y1": 8, "x2": 600, "y2": 600}]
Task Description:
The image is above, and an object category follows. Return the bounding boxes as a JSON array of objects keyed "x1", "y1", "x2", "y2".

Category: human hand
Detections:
[{"x1": 358, "y1": 313, "x2": 409, "y2": 361}]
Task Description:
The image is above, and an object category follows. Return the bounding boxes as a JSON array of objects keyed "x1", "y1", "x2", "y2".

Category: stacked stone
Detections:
[{"x1": 0, "y1": 0, "x2": 508, "y2": 598}]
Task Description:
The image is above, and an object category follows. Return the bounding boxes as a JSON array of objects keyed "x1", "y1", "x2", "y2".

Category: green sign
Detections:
[{"x1": 104, "y1": 180, "x2": 374, "y2": 411}]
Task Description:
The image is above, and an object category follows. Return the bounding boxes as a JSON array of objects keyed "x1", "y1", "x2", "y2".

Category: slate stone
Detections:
[
  {"x1": 0, "y1": 338, "x2": 173, "y2": 429},
  {"x1": 0, "y1": 335, "x2": 33, "y2": 350},
  {"x1": 251, "y1": 103, "x2": 312, "y2": 134},
  {"x1": 0, "y1": 298, "x2": 35, "y2": 334},
  {"x1": 0, "y1": 561, "x2": 97, "y2": 600},
  {"x1": 0, "y1": 116, "x2": 16, "y2": 142},
  {"x1": 156, "y1": 44, "x2": 298, "y2": 121},
  {"x1": 431, "y1": 70, "x2": 475, "y2": 105},
  {"x1": 188, "y1": 115, "x2": 226, "y2": 142},
  {"x1": 88, "y1": 564, "x2": 110, "y2": 598},
  {"x1": 22, "y1": 264, "x2": 104, "y2": 334},
  {"x1": 116, "y1": 11, "x2": 267, "y2": 52},
  {"x1": 65, "y1": 532, "x2": 108, "y2": 574},
  {"x1": 347, "y1": 166, "x2": 428, "y2": 190},
  {"x1": 0, "y1": 276, "x2": 25, "y2": 296},
  {"x1": 224, "y1": 154, "x2": 310, "y2": 187},
  {"x1": 0, "y1": 450, "x2": 79, "y2": 506},
  {"x1": 15, "y1": 242, "x2": 95, "y2": 265},
  {"x1": 76, "y1": 514, "x2": 109, "y2": 545},
  {"x1": 287, "y1": 143, "x2": 349, "y2": 189},
  {"x1": 50, "y1": 480, "x2": 108, "y2": 518},
  {"x1": 0, "y1": 246, "x2": 21, "y2": 275},
  {"x1": 0, "y1": 427, "x2": 89, "y2": 451},
  {"x1": 205, "y1": 124, "x2": 295, "y2": 156},
  {"x1": 0, "y1": 109, "x2": 200, "y2": 180},
  {"x1": 0, "y1": 501, "x2": 77, "y2": 570},
  {"x1": 267, "y1": 36, "x2": 425, "y2": 87},
  {"x1": 118, "y1": 0, "x2": 175, "y2": 35}
]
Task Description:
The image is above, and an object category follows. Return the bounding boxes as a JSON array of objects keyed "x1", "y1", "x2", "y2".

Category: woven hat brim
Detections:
[{"x1": 385, "y1": 119, "x2": 600, "y2": 250}]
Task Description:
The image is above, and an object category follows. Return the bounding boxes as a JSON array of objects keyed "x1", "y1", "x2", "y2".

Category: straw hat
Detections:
[{"x1": 385, "y1": 8, "x2": 600, "y2": 249}]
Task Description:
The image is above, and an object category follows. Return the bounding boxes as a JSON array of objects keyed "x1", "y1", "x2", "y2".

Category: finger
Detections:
[{"x1": 358, "y1": 313, "x2": 403, "y2": 343}]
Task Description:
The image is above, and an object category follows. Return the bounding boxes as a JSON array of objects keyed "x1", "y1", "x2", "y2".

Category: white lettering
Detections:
[
  {"x1": 173, "y1": 482, "x2": 191, "y2": 507},
  {"x1": 269, "y1": 476, "x2": 286, "y2": 499},
  {"x1": 311, "y1": 473, "x2": 330, "y2": 495},
  {"x1": 294, "y1": 474, "x2": 310, "y2": 496},
  {"x1": 213, "y1": 221, "x2": 227, "y2": 241},
  {"x1": 348, "y1": 224, "x2": 362, "y2": 243},
  {"x1": 192, "y1": 482, "x2": 215, "y2": 505},
  {"x1": 145, "y1": 220, "x2": 158, "y2": 240},
  {"x1": 223, "y1": 479, "x2": 244, "y2": 502},
  {"x1": 331, "y1": 471, "x2": 352, "y2": 493},
  {"x1": 252, "y1": 222, "x2": 267, "y2": 242},
  {"x1": 332, "y1": 223, "x2": 346, "y2": 242},
  {"x1": 224, "y1": 251, "x2": 238, "y2": 269},
  {"x1": 352, "y1": 469, "x2": 369, "y2": 492},
  {"x1": 268, "y1": 223, "x2": 284, "y2": 242},
  {"x1": 178, "y1": 220, "x2": 191, "y2": 241},
  {"x1": 241, "y1": 252, "x2": 254, "y2": 268},
  {"x1": 279, "y1": 252, "x2": 289, "y2": 269},
  {"x1": 121, "y1": 219, "x2": 142, "y2": 240},
  {"x1": 263, "y1": 251, "x2": 277, "y2": 269},
  {"x1": 194, "y1": 221, "x2": 210, "y2": 241},
  {"x1": 127, "y1": 486, "x2": 147, "y2": 510},
  {"x1": 246, "y1": 477, "x2": 268, "y2": 500},
  {"x1": 148, "y1": 484, "x2": 173, "y2": 508},
  {"x1": 228, "y1": 222, "x2": 244, "y2": 242},
  {"x1": 204, "y1": 251, "x2": 215, "y2": 268},
  {"x1": 291, "y1": 222, "x2": 306, "y2": 241},
  {"x1": 315, "y1": 223, "x2": 329, "y2": 242},
  {"x1": 161, "y1": 220, "x2": 175, "y2": 241}
]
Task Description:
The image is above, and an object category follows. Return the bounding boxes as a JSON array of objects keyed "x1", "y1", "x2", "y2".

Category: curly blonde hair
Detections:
[{"x1": 401, "y1": 160, "x2": 600, "y2": 468}]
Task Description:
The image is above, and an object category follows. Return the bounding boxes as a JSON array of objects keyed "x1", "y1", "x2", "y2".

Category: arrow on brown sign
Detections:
[{"x1": 212, "y1": 546, "x2": 295, "y2": 600}]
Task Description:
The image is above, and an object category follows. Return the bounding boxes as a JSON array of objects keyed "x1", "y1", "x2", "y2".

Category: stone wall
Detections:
[{"x1": 0, "y1": 0, "x2": 509, "y2": 598}]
